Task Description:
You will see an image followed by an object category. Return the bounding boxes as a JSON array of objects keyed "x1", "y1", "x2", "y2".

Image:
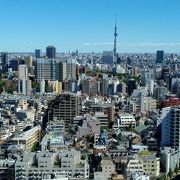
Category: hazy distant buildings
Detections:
[
  {"x1": 46, "y1": 46, "x2": 56, "y2": 58},
  {"x1": 156, "y1": 50, "x2": 164, "y2": 64},
  {"x1": 9, "y1": 59, "x2": 19, "y2": 71},
  {"x1": 101, "y1": 51, "x2": 114, "y2": 64}
]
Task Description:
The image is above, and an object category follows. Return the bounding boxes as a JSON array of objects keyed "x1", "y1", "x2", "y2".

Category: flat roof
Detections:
[{"x1": 12, "y1": 125, "x2": 41, "y2": 141}]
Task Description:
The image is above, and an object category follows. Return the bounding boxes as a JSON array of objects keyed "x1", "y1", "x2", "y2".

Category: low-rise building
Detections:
[
  {"x1": 11, "y1": 125, "x2": 41, "y2": 151},
  {"x1": 0, "y1": 159, "x2": 15, "y2": 180},
  {"x1": 126, "y1": 158, "x2": 144, "y2": 177},
  {"x1": 46, "y1": 119, "x2": 65, "y2": 135},
  {"x1": 94, "y1": 159, "x2": 116, "y2": 180},
  {"x1": 140, "y1": 151, "x2": 160, "y2": 177},
  {"x1": 115, "y1": 113, "x2": 136, "y2": 128},
  {"x1": 94, "y1": 112, "x2": 108, "y2": 129},
  {"x1": 131, "y1": 172, "x2": 149, "y2": 180},
  {"x1": 15, "y1": 149, "x2": 89, "y2": 180}
]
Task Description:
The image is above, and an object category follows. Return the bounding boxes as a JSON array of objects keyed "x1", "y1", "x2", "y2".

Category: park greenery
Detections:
[{"x1": 0, "y1": 80, "x2": 16, "y2": 94}]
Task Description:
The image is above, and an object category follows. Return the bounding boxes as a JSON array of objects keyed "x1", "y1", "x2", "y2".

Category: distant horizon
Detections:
[
  {"x1": 3, "y1": 51, "x2": 180, "y2": 55},
  {"x1": 1, "y1": 0, "x2": 180, "y2": 52}
]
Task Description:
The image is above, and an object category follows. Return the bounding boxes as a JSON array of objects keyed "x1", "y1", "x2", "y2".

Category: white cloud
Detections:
[
  {"x1": 121, "y1": 42, "x2": 180, "y2": 47},
  {"x1": 82, "y1": 42, "x2": 113, "y2": 46},
  {"x1": 82, "y1": 42, "x2": 180, "y2": 47}
]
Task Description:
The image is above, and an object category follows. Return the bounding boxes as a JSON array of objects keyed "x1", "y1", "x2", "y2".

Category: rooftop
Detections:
[{"x1": 12, "y1": 125, "x2": 41, "y2": 141}]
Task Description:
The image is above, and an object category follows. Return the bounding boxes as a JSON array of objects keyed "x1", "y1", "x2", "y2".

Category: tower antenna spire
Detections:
[
  {"x1": 115, "y1": 14, "x2": 117, "y2": 27},
  {"x1": 113, "y1": 15, "x2": 118, "y2": 62}
]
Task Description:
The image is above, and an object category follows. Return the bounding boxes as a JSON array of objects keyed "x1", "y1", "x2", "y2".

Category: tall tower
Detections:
[
  {"x1": 113, "y1": 15, "x2": 118, "y2": 61},
  {"x1": 46, "y1": 46, "x2": 56, "y2": 58},
  {"x1": 156, "y1": 50, "x2": 164, "y2": 64},
  {"x1": 161, "y1": 106, "x2": 180, "y2": 149},
  {"x1": 1, "y1": 52, "x2": 9, "y2": 73},
  {"x1": 18, "y1": 64, "x2": 31, "y2": 95}
]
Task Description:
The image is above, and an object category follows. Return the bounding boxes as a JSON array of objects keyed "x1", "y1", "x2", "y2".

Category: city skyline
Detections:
[{"x1": 1, "y1": 0, "x2": 180, "y2": 53}]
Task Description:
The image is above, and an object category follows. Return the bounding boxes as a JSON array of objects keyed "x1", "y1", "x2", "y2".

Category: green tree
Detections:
[
  {"x1": 32, "y1": 82, "x2": 40, "y2": 92},
  {"x1": 81, "y1": 155, "x2": 86, "y2": 160},
  {"x1": 31, "y1": 142, "x2": 39, "y2": 152},
  {"x1": 168, "y1": 168, "x2": 173, "y2": 179},
  {"x1": 175, "y1": 164, "x2": 179, "y2": 174},
  {"x1": 6, "y1": 87, "x2": 15, "y2": 94}
]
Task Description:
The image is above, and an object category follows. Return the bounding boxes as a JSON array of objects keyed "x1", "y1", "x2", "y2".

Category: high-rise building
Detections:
[
  {"x1": 127, "y1": 79, "x2": 137, "y2": 95},
  {"x1": 81, "y1": 77, "x2": 98, "y2": 96},
  {"x1": 35, "y1": 58, "x2": 77, "y2": 83},
  {"x1": 35, "y1": 58, "x2": 57, "y2": 82},
  {"x1": 1, "y1": 52, "x2": 9, "y2": 73},
  {"x1": 24, "y1": 56, "x2": 33, "y2": 66},
  {"x1": 58, "y1": 62, "x2": 67, "y2": 81},
  {"x1": 62, "y1": 79, "x2": 77, "y2": 93},
  {"x1": 35, "y1": 49, "x2": 42, "y2": 58},
  {"x1": 156, "y1": 50, "x2": 164, "y2": 64},
  {"x1": 66, "y1": 59, "x2": 77, "y2": 80},
  {"x1": 46, "y1": 46, "x2": 56, "y2": 58},
  {"x1": 18, "y1": 64, "x2": 28, "y2": 80},
  {"x1": 18, "y1": 64, "x2": 32, "y2": 95},
  {"x1": 160, "y1": 147, "x2": 179, "y2": 176},
  {"x1": 40, "y1": 79, "x2": 45, "y2": 95},
  {"x1": 161, "y1": 106, "x2": 180, "y2": 148},
  {"x1": 48, "y1": 93, "x2": 81, "y2": 131},
  {"x1": 9, "y1": 59, "x2": 18, "y2": 71}
]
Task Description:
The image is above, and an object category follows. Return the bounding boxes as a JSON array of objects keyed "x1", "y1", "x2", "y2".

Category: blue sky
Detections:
[{"x1": 1, "y1": 0, "x2": 180, "y2": 53}]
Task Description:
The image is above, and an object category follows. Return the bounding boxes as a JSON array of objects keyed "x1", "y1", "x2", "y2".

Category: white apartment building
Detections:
[
  {"x1": 126, "y1": 154, "x2": 160, "y2": 178},
  {"x1": 15, "y1": 149, "x2": 89, "y2": 180},
  {"x1": 16, "y1": 108, "x2": 36, "y2": 122},
  {"x1": 128, "y1": 96, "x2": 156, "y2": 114},
  {"x1": 11, "y1": 125, "x2": 41, "y2": 151},
  {"x1": 127, "y1": 88, "x2": 157, "y2": 114},
  {"x1": 116, "y1": 113, "x2": 136, "y2": 128},
  {"x1": 131, "y1": 172, "x2": 150, "y2": 180},
  {"x1": 126, "y1": 159, "x2": 144, "y2": 176},
  {"x1": 160, "y1": 147, "x2": 179, "y2": 175}
]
